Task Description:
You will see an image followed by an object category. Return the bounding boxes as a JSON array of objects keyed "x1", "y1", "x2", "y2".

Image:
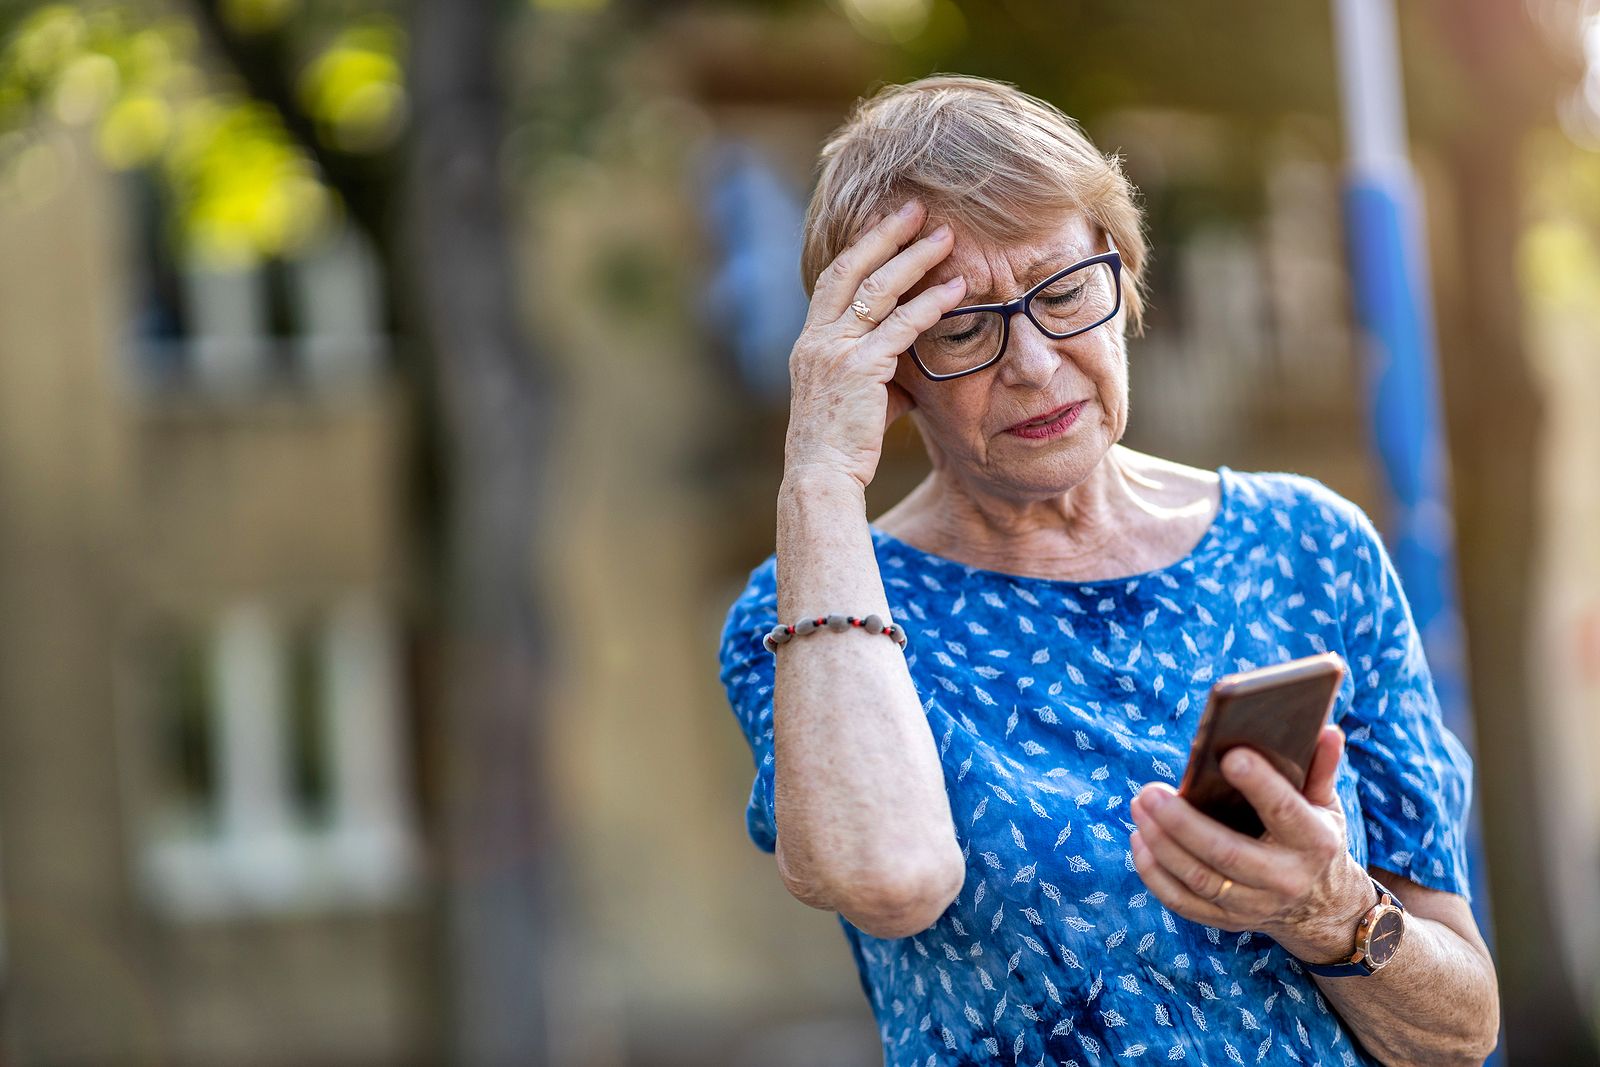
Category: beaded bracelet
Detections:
[{"x1": 764, "y1": 613, "x2": 908, "y2": 654}]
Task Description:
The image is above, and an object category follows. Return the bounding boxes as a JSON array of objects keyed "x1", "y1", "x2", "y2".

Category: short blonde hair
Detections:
[{"x1": 800, "y1": 74, "x2": 1148, "y2": 334}]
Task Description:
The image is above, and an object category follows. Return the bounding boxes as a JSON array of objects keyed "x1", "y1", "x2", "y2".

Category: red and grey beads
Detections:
[{"x1": 763, "y1": 613, "x2": 908, "y2": 654}]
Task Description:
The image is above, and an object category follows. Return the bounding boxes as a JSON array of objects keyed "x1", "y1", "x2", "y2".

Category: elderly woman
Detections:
[{"x1": 717, "y1": 75, "x2": 1498, "y2": 1066}]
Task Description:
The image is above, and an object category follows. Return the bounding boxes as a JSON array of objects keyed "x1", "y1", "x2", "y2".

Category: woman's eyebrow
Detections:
[{"x1": 958, "y1": 247, "x2": 1091, "y2": 302}]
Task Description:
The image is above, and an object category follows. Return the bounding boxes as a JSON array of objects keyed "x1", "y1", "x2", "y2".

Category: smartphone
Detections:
[{"x1": 1176, "y1": 651, "x2": 1347, "y2": 838}]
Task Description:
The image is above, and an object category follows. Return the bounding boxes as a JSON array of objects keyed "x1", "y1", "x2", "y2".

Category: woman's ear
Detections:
[
  {"x1": 918, "y1": 413, "x2": 946, "y2": 471},
  {"x1": 885, "y1": 380, "x2": 916, "y2": 429},
  {"x1": 886, "y1": 356, "x2": 915, "y2": 417},
  {"x1": 890, "y1": 356, "x2": 946, "y2": 467},
  {"x1": 891, "y1": 353, "x2": 919, "y2": 397}
]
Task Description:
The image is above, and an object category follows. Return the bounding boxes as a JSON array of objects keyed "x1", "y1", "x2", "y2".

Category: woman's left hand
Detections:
[{"x1": 1128, "y1": 724, "x2": 1375, "y2": 963}]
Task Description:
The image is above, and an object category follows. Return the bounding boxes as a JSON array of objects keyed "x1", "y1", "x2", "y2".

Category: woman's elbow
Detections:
[
  {"x1": 1400, "y1": 962, "x2": 1499, "y2": 1066},
  {"x1": 1426, "y1": 1027, "x2": 1500, "y2": 1067},
  {"x1": 1462, "y1": 982, "x2": 1501, "y2": 1064},
  {"x1": 1455, "y1": 945, "x2": 1501, "y2": 1063},
  {"x1": 831, "y1": 850, "x2": 965, "y2": 939}
]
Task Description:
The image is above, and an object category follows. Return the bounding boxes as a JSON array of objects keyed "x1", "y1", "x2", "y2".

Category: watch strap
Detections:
[{"x1": 1301, "y1": 956, "x2": 1376, "y2": 978}]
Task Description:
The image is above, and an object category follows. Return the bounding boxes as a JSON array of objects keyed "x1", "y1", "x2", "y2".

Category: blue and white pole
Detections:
[{"x1": 1331, "y1": 1, "x2": 1500, "y2": 1050}]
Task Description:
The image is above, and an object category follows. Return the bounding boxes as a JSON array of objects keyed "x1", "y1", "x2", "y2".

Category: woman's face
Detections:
[{"x1": 892, "y1": 211, "x2": 1130, "y2": 501}]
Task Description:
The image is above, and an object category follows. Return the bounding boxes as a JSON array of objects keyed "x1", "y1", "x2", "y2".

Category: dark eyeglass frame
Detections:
[{"x1": 907, "y1": 238, "x2": 1124, "y2": 382}]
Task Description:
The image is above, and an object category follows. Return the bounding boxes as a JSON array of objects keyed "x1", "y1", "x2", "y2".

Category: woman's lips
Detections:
[
  {"x1": 1005, "y1": 400, "x2": 1085, "y2": 439},
  {"x1": 1008, "y1": 400, "x2": 1081, "y2": 431}
]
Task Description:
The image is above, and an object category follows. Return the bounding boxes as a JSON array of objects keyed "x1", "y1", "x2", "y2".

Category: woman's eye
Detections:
[{"x1": 1042, "y1": 285, "x2": 1085, "y2": 306}]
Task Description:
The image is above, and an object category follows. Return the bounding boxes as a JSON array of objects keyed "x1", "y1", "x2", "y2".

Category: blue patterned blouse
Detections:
[{"x1": 718, "y1": 465, "x2": 1474, "y2": 1067}]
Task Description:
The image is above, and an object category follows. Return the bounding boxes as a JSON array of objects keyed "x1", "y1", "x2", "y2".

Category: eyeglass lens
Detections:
[{"x1": 912, "y1": 260, "x2": 1118, "y2": 377}]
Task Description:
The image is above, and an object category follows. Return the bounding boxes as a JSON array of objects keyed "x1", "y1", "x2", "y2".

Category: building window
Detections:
[
  {"x1": 122, "y1": 170, "x2": 387, "y2": 398},
  {"x1": 128, "y1": 597, "x2": 419, "y2": 919}
]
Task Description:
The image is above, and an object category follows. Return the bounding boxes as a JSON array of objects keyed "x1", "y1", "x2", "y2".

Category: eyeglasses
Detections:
[{"x1": 907, "y1": 239, "x2": 1123, "y2": 381}]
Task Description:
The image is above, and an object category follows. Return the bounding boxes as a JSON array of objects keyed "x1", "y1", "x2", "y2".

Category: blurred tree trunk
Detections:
[
  {"x1": 406, "y1": 0, "x2": 563, "y2": 1063},
  {"x1": 195, "y1": 0, "x2": 568, "y2": 1060},
  {"x1": 1427, "y1": 2, "x2": 1600, "y2": 1062}
]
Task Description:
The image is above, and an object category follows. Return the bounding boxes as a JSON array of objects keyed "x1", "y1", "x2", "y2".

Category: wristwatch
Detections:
[{"x1": 1297, "y1": 876, "x2": 1407, "y2": 977}]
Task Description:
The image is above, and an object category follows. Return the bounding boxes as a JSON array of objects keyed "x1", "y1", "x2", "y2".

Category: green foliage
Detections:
[
  {"x1": 299, "y1": 19, "x2": 406, "y2": 153},
  {"x1": 0, "y1": 5, "x2": 192, "y2": 158},
  {"x1": 0, "y1": 1, "x2": 402, "y2": 264},
  {"x1": 220, "y1": 0, "x2": 301, "y2": 35},
  {"x1": 166, "y1": 96, "x2": 332, "y2": 264}
]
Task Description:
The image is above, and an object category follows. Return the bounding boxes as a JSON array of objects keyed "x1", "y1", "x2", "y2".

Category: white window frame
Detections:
[{"x1": 137, "y1": 596, "x2": 420, "y2": 920}]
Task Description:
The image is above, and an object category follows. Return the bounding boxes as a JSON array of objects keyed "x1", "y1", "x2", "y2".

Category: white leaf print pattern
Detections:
[{"x1": 719, "y1": 467, "x2": 1462, "y2": 1067}]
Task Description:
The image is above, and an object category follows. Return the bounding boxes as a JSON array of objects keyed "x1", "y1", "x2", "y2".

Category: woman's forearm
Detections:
[
  {"x1": 1309, "y1": 907, "x2": 1499, "y2": 1065},
  {"x1": 770, "y1": 465, "x2": 964, "y2": 934}
]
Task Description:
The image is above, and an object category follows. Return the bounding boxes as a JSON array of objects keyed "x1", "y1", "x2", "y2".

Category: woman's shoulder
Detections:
[
  {"x1": 719, "y1": 553, "x2": 779, "y2": 653},
  {"x1": 733, "y1": 550, "x2": 779, "y2": 594},
  {"x1": 1118, "y1": 448, "x2": 1219, "y2": 506},
  {"x1": 1224, "y1": 465, "x2": 1371, "y2": 536}
]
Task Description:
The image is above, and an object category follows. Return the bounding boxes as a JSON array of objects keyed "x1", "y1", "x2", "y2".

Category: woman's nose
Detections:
[{"x1": 997, "y1": 314, "x2": 1064, "y2": 386}]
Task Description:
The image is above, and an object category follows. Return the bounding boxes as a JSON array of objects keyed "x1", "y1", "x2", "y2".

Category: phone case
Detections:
[{"x1": 1175, "y1": 651, "x2": 1346, "y2": 837}]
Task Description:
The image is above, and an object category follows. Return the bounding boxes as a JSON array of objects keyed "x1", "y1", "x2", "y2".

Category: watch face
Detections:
[{"x1": 1364, "y1": 908, "x2": 1405, "y2": 968}]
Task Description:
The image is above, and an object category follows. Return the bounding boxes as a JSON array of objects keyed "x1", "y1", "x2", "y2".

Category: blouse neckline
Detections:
[{"x1": 868, "y1": 464, "x2": 1233, "y2": 592}]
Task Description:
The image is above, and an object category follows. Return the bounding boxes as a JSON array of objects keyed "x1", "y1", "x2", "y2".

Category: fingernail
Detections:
[
  {"x1": 897, "y1": 199, "x2": 919, "y2": 218},
  {"x1": 942, "y1": 276, "x2": 965, "y2": 289},
  {"x1": 1144, "y1": 788, "x2": 1168, "y2": 810},
  {"x1": 929, "y1": 223, "x2": 951, "y2": 241},
  {"x1": 1224, "y1": 749, "x2": 1251, "y2": 776}
]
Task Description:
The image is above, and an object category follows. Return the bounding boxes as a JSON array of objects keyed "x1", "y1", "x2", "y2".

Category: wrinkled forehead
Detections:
[{"x1": 912, "y1": 211, "x2": 1102, "y2": 300}]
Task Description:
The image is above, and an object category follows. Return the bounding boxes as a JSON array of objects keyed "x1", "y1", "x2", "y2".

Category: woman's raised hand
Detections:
[{"x1": 783, "y1": 199, "x2": 968, "y2": 491}]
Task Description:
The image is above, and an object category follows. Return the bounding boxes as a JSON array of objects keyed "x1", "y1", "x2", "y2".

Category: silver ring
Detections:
[{"x1": 850, "y1": 300, "x2": 880, "y2": 325}]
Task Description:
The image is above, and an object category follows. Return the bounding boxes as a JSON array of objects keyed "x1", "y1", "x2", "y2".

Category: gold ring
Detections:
[
  {"x1": 850, "y1": 300, "x2": 880, "y2": 325},
  {"x1": 1214, "y1": 877, "x2": 1235, "y2": 902}
]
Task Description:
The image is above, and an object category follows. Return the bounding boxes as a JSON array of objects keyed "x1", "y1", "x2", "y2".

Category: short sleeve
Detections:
[
  {"x1": 1338, "y1": 502, "x2": 1474, "y2": 898},
  {"x1": 717, "y1": 558, "x2": 781, "y2": 854}
]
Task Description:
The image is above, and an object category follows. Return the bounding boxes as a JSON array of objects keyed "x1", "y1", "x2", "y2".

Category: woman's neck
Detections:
[{"x1": 875, "y1": 446, "x2": 1217, "y2": 582}]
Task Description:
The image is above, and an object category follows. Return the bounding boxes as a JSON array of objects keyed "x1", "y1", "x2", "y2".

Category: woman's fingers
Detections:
[
  {"x1": 810, "y1": 199, "x2": 930, "y2": 323},
  {"x1": 1129, "y1": 830, "x2": 1239, "y2": 931},
  {"x1": 1131, "y1": 785, "x2": 1285, "y2": 894},
  {"x1": 1300, "y1": 724, "x2": 1345, "y2": 809},
  {"x1": 849, "y1": 223, "x2": 957, "y2": 323},
  {"x1": 856, "y1": 274, "x2": 968, "y2": 362},
  {"x1": 1220, "y1": 747, "x2": 1338, "y2": 851}
]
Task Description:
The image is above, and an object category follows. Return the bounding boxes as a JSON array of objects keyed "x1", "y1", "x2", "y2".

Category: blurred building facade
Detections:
[{"x1": 0, "y1": 127, "x2": 430, "y2": 1066}]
